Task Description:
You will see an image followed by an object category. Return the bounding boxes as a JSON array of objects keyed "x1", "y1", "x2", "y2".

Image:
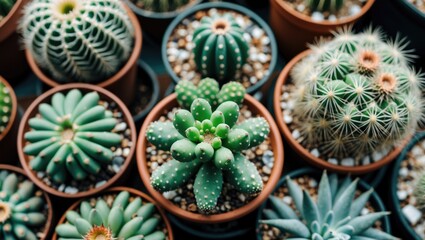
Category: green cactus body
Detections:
[
  {"x1": 415, "y1": 173, "x2": 425, "y2": 209},
  {"x1": 0, "y1": 0, "x2": 16, "y2": 19},
  {"x1": 137, "y1": 0, "x2": 190, "y2": 12},
  {"x1": 305, "y1": 0, "x2": 345, "y2": 13},
  {"x1": 192, "y1": 13, "x2": 249, "y2": 82},
  {"x1": 55, "y1": 191, "x2": 166, "y2": 240},
  {"x1": 0, "y1": 170, "x2": 47, "y2": 240},
  {"x1": 20, "y1": 0, "x2": 135, "y2": 83},
  {"x1": 261, "y1": 171, "x2": 397, "y2": 240},
  {"x1": 147, "y1": 97, "x2": 269, "y2": 212},
  {"x1": 23, "y1": 90, "x2": 123, "y2": 184},
  {"x1": 0, "y1": 81, "x2": 12, "y2": 136}
]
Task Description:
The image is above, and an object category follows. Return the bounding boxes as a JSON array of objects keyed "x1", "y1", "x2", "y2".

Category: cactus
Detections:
[
  {"x1": 261, "y1": 171, "x2": 397, "y2": 240},
  {"x1": 415, "y1": 173, "x2": 425, "y2": 209},
  {"x1": 0, "y1": 170, "x2": 47, "y2": 239},
  {"x1": 56, "y1": 191, "x2": 166, "y2": 240},
  {"x1": 0, "y1": 0, "x2": 16, "y2": 20},
  {"x1": 135, "y1": 0, "x2": 191, "y2": 12},
  {"x1": 0, "y1": 81, "x2": 12, "y2": 136},
  {"x1": 147, "y1": 98, "x2": 269, "y2": 212},
  {"x1": 192, "y1": 13, "x2": 249, "y2": 82},
  {"x1": 175, "y1": 78, "x2": 246, "y2": 109},
  {"x1": 23, "y1": 90, "x2": 123, "y2": 184},
  {"x1": 289, "y1": 28, "x2": 425, "y2": 161},
  {"x1": 305, "y1": 0, "x2": 345, "y2": 14},
  {"x1": 20, "y1": 0, "x2": 135, "y2": 83}
]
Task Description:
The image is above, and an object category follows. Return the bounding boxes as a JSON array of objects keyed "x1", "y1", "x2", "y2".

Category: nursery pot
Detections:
[
  {"x1": 25, "y1": 4, "x2": 142, "y2": 106},
  {"x1": 137, "y1": 93, "x2": 284, "y2": 224},
  {"x1": 51, "y1": 187, "x2": 174, "y2": 240},
  {"x1": 17, "y1": 83, "x2": 137, "y2": 198},
  {"x1": 269, "y1": 0, "x2": 375, "y2": 60},
  {"x1": 273, "y1": 50, "x2": 405, "y2": 174}
]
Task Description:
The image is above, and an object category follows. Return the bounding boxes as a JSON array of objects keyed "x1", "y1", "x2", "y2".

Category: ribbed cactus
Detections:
[
  {"x1": 305, "y1": 0, "x2": 345, "y2": 13},
  {"x1": 0, "y1": 170, "x2": 47, "y2": 239},
  {"x1": 290, "y1": 28, "x2": 425, "y2": 161},
  {"x1": 175, "y1": 78, "x2": 246, "y2": 109},
  {"x1": 261, "y1": 171, "x2": 397, "y2": 240},
  {"x1": 20, "y1": 0, "x2": 135, "y2": 83},
  {"x1": 147, "y1": 98, "x2": 269, "y2": 212},
  {"x1": 415, "y1": 173, "x2": 425, "y2": 209},
  {"x1": 193, "y1": 13, "x2": 249, "y2": 82},
  {"x1": 23, "y1": 90, "x2": 123, "y2": 184},
  {"x1": 0, "y1": 81, "x2": 12, "y2": 136},
  {"x1": 0, "y1": 0, "x2": 16, "y2": 19},
  {"x1": 136, "y1": 0, "x2": 190, "y2": 12},
  {"x1": 56, "y1": 191, "x2": 166, "y2": 240}
]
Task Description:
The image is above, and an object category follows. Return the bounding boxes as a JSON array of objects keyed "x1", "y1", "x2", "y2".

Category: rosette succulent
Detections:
[
  {"x1": 261, "y1": 171, "x2": 397, "y2": 240},
  {"x1": 56, "y1": 191, "x2": 166, "y2": 240},
  {"x1": 135, "y1": 0, "x2": 191, "y2": 12},
  {"x1": 0, "y1": 81, "x2": 12, "y2": 136},
  {"x1": 0, "y1": 170, "x2": 47, "y2": 239},
  {"x1": 0, "y1": 0, "x2": 16, "y2": 20},
  {"x1": 305, "y1": 0, "x2": 345, "y2": 14},
  {"x1": 290, "y1": 27, "x2": 425, "y2": 161},
  {"x1": 23, "y1": 90, "x2": 122, "y2": 184},
  {"x1": 193, "y1": 13, "x2": 249, "y2": 82},
  {"x1": 20, "y1": 0, "x2": 135, "y2": 83}
]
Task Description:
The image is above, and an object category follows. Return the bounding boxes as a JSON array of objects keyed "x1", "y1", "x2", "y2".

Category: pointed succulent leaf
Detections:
[
  {"x1": 234, "y1": 117, "x2": 270, "y2": 148},
  {"x1": 269, "y1": 196, "x2": 298, "y2": 220},
  {"x1": 176, "y1": 80, "x2": 198, "y2": 109},
  {"x1": 173, "y1": 109, "x2": 195, "y2": 136},
  {"x1": 146, "y1": 121, "x2": 184, "y2": 151},
  {"x1": 171, "y1": 139, "x2": 197, "y2": 162},
  {"x1": 194, "y1": 162, "x2": 223, "y2": 212},
  {"x1": 195, "y1": 142, "x2": 214, "y2": 162},
  {"x1": 216, "y1": 101, "x2": 239, "y2": 128},
  {"x1": 191, "y1": 98, "x2": 212, "y2": 121},
  {"x1": 224, "y1": 153, "x2": 262, "y2": 194}
]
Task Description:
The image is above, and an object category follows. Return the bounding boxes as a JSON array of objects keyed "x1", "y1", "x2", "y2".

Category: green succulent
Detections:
[
  {"x1": 415, "y1": 173, "x2": 425, "y2": 209},
  {"x1": 175, "y1": 78, "x2": 246, "y2": 109},
  {"x1": 136, "y1": 0, "x2": 191, "y2": 12},
  {"x1": 0, "y1": 0, "x2": 16, "y2": 20},
  {"x1": 56, "y1": 191, "x2": 166, "y2": 240},
  {"x1": 0, "y1": 81, "x2": 12, "y2": 136},
  {"x1": 147, "y1": 98, "x2": 269, "y2": 212},
  {"x1": 20, "y1": 0, "x2": 135, "y2": 83},
  {"x1": 261, "y1": 171, "x2": 397, "y2": 240},
  {"x1": 193, "y1": 13, "x2": 249, "y2": 82},
  {"x1": 305, "y1": 0, "x2": 345, "y2": 13},
  {"x1": 0, "y1": 170, "x2": 47, "y2": 240},
  {"x1": 23, "y1": 90, "x2": 123, "y2": 184}
]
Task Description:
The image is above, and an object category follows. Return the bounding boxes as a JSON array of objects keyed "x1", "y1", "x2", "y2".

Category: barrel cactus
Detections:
[
  {"x1": 56, "y1": 191, "x2": 166, "y2": 240},
  {"x1": 261, "y1": 171, "x2": 397, "y2": 240},
  {"x1": 305, "y1": 0, "x2": 345, "y2": 13},
  {"x1": 23, "y1": 90, "x2": 123, "y2": 184},
  {"x1": 0, "y1": 0, "x2": 16, "y2": 20},
  {"x1": 0, "y1": 170, "x2": 47, "y2": 239},
  {"x1": 289, "y1": 28, "x2": 425, "y2": 161},
  {"x1": 135, "y1": 0, "x2": 191, "y2": 12},
  {"x1": 193, "y1": 13, "x2": 249, "y2": 82},
  {"x1": 0, "y1": 81, "x2": 12, "y2": 136},
  {"x1": 20, "y1": 0, "x2": 135, "y2": 83}
]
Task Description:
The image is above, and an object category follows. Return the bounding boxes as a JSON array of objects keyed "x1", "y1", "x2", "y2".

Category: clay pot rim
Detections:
[
  {"x1": 0, "y1": 164, "x2": 54, "y2": 240},
  {"x1": 125, "y1": 0, "x2": 202, "y2": 19},
  {"x1": 17, "y1": 83, "x2": 137, "y2": 198},
  {"x1": 137, "y1": 93, "x2": 284, "y2": 224},
  {"x1": 51, "y1": 186, "x2": 174, "y2": 240},
  {"x1": 161, "y1": 1, "x2": 278, "y2": 94},
  {"x1": 273, "y1": 49, "x2": 405, "y2": 175},
  {"x1": 25, "y1": 3, "x2": 142, "y2": 89},
  {"x1": 0, "y1": 76, "x2": 17, "y2": 142}
]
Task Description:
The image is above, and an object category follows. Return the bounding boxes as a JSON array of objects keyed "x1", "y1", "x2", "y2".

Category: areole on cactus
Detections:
[{"x1": 137, "y1": 0, "x2": 191, "y2": 12}]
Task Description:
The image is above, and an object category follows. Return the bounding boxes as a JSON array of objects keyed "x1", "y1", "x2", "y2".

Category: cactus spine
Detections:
[
  {"x1": 20, "y1": 0, "x2": 135, "y2": 83},
  {"x1": 0, "y1": 0, "x2": 16, "y2": 20},
  {"x1": 305, "y1": 0, "x2": 345, "y2": 13},
  {"x1": 136, "y1": 0, "x2": 191, "y2": 12},
  {"x1": 0, "y1": 81, "x2": 12, "y2": 136}
]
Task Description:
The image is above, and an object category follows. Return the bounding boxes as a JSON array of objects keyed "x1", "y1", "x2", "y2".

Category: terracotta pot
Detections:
[
  {"x1": 269, "y1": 0, "x2": 375, "y2": 60},
  {"x1": 17, "y1": 83, "x2": 137, "y2": 198},
  {"x1": 0, "y1": 0, "x2": 29, "y2": 82},
  {"x1": 25, "y1": 4, "x2": 142, "y2": 106},
  {"x1": 137, "y1": 93, "x2": 284, "y2": 224},
  {"x1": 0, "y1": 164, "x2": 54, "y2": 239},
  {"x1": 51, "y1": 187, "x2": 174, "y2": 240},
  {"x1": 273, "y1": 50, "x2": 405, "y2": 174}
]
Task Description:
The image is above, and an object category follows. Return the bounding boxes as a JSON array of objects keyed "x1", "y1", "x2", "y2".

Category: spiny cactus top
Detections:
[
  {"x1": 56, "y1": 191, "x2": 166, "y2": 240},
  {"x1": 136, "y1": 0, "x2": 191, "y2": 12},
  {"x1": 147, "y1": 98, "x2": 270, "y2": 212},
  {"x1": 20, "y1": 0, "x2": 135, "y2": 83},
  {"x1": 23, "y1": 90, "x2": 123, "y2": 184},
  {"x1": 305, "y1": 0, "x2": 345, "y2": 14},
  {"x1": 0, "y1": 81, "x2": 12, "y2": 136},
  {"x1": 261, "y1": 171, "x2": 397, "y2": 240},
  {"x1": 0, "y1": 170, "x2": 47, "y2": 239},
  {"x1": 193, "y1": 13, "x2": 249, "y2": 82},
  {"x1": 0, "y1": 0, "x2": 16, "y2": 20},
  {"x1": 290, "y1": 27, "x2": 425, "y2": 160},
  {"x1": 175, "y1": 78, "x2": 246, "y2": 109}
]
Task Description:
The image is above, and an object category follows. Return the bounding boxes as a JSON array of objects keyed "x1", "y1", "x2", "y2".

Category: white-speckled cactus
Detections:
[
  {"x1": 305, "y1": 0, "x2": 345, "y2": 13},
  {"x1": 0, "y1": 81, "x2": 12, "y2": 136}
]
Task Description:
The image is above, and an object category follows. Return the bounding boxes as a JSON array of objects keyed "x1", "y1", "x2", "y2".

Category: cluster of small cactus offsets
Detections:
[
  {"x1": 56, "y1": 191, "x2": 166, "y2": 240},
  {"x1": 175, "y1": 77, "x2": 246, "y2": 109},
  {"x1": 20, "y1": 0, "x2": 135, "y2": 83},
  {"x1": 0, "y1": 0, "x2": 16, "y2": 20},
  {"x1": 23, "y1": 90, "x2": 122, "y2": 184},
  {"x1": 193, "y1": 13, "x2": 249, "y2": 82},
  {"x1": 136, "y1": 0, "x2": 191, "y2": 12},
  {"x1": 261, "y1": 171, "x2": 397, "y2": 239},
  {"x1": 0, "y1": 170, "x2": 47, "y2": 239},
  {"x1": 290, "y1": 27, "x2": 425, "y2": 160},
  {"x1": 0, "y1": 81, "x2": 12, "y2": 135},
  {"x1": 305, "y1": 0, "x2": 345, "y2": 13}
]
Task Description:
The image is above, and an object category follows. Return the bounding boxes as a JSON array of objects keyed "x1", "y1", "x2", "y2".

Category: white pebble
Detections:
[
  {"x1": 411, "y1": 145, "x2": 423, "y2": 157},
  {"x1": 252, "y1": 28, "x2": 264, "y2": 39},
  {"x1": 292, "y1": 129, "x2": 300, "y2": 139},
  {"x1": 328, "y1": 15, "x2": 337, "y2": 21},
  {"x1": 399, "y1": 167, "x2": 409, "y2": 177},
  {"x1": 328, "y1": 158, "x2": 338, "y2": 165},
  {"x1": 114, "y1": 122, "x2": 127, "y2": 132},
  {"x1": 283, "y1": 196, "x2": 292, "y2": 204},
  {"x1": 309, "y1": 179, "x2": 318, "y2": 187},
  {"x1": 418, "y1": 155, "x2": 425, "y2": 165},
  {"x1": 65, "y1": 186, "x2": 78, "y2": 194},
  {"x1": 238, "y1": 194, "x2": 246, "y2": 202},
  {"x1": 362, "y1": 156, "x2": 371, "y2": 165},
  {"x1": 341, "y1": 158, "x2": 355, "y2": 166},
  {"x1": 311, "y1": 12, "x2": 324, "y2": 22},
  {"x1": 178, "y1": 50, "x2": 190, "y2": 61},
  {"x1": 403, "y1": 205, "x2": 423, "y2": 225},
  {"x1": 349, "y1": 5, "x2": 362, "y2": 16},
  {"x1": 296, "y1": 4, "x2": 305, "y2": 12},
  {"x1": 311, "y1": 148, "x2": 320, "y2": 157},
  {"x1": 397, "y1": 190, "x2": 408, "y2": 200},
  {"x1": 361, "y1": 208, "x2": 370, "y2": 215},
  {"x1": 163, "y1": 191, "x2": 177, "y2": 199},
  {"x1": 372, "y1": 150, "x2": 384, "y2": 162},
  {"x1": 284, "y1": 114, "x2": 293, "y2": 124}
]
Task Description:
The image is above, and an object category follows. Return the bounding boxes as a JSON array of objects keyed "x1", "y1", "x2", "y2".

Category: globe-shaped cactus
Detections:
[
  {"x1": 306, "y1": 0, "x2": 345, "y2": 13},
  {"x1": 192, "y1": 13, "x2": 249, "y2": 82},
  {"x1": 0, "y1": 0, "x2": 16, "y2": 20},
  {"x1": 56, "y1": 191, "x2": 166, "y2": 240},
  {"x1": 23, "y1": 90, "x2": 123, "y2": 184},
  {"x1": 0, "y1": 81, "x2": 12, "y2": 136},
  {"x1": 20, "y1": 0, "x2": 135, "y2": 83},
  {"x1": 136, "y1": 0, "x2": 191, "y2": 12},
  {"x1": 0, "y1": 170, "x2": 47, "y2": 239}
]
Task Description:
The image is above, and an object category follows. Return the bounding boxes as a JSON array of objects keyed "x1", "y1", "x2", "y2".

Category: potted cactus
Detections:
[
  {"x1": 0, "y1": 164, "x2": 53, "y2": 239},
  {"x1": 269, "y1": 0, "x2": 375, "y2": 59},
  {"x1": 162, "y1": 2, "x2": 278, "y2": 94},
  {"x1": 0, "y1": 76, "x2": 18, "y2": 163},
  {"x1": 20, "y1": 0, "x2": 142, "y2": 105},
  {"x1": 17, "y1": 84, "x2": 137, "y2": 198},
  {"x1": 273, "y1": 27, "x2": 425, "y2": 174},
  {"x1": 257, "y1": 168, "x2": 396, "y2": 239},
  {"x1": 53, "y1": 187, "x2": 173, "y2": 240}
]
